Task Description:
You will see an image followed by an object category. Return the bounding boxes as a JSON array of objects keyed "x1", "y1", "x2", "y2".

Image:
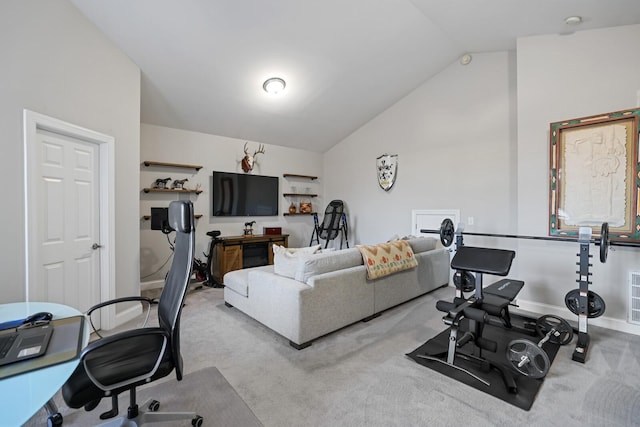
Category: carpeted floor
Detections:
[
  {"x1": 24, "y1": 285, "x2": 640, "y2": 426},
  {"x1": 24, "y1": 366, "x2": 262, "y2": 427}
]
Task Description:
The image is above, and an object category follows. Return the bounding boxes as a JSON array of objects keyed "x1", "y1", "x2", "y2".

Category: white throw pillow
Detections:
[{"x1": 272, "y1": 245, "x2": 321, "y2": 278}]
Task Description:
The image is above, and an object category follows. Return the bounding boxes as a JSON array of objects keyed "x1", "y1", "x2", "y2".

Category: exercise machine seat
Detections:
[
  {"x1": 451, "y1": 246, "x2": 516, "y2": 276},
  {"x1": 62, "y1": 200, "x2": 200, "y2": 425}
]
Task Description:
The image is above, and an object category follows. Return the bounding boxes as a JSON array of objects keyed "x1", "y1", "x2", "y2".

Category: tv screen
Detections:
[{"x1": 212, "y1": 171, "x2": 279, "y2": 216}]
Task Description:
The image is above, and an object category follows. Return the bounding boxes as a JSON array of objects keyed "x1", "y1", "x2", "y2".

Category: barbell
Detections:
[{"x1": 422, "y1": 219, "x2": 640, "y2": 264}]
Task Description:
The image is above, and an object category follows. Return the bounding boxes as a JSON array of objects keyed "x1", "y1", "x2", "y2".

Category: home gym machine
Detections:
[
  {"x1": 420, "y1": 219, "x2": 635, "y2": 364},
  {"x1": 408, "y1": 243, "x2": 573, "y2": 409}
]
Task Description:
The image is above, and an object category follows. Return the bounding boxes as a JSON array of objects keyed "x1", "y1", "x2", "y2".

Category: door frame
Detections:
[{"x1": 23, "y1": 110, "x2": 116, "y2": 330}]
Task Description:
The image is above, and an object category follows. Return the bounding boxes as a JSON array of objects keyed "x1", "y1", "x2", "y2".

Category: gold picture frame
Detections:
[{"x1": 549, "y1": 108, "x2": 640, "y2": 241}]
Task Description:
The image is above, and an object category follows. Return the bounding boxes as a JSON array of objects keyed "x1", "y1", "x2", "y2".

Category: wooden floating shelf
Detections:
[
  {"x1": 143, "y1": 161, "x2": 203, "y2": 171},
  {"x1": 283, "y1": 193, "x2": 318, "y2": 197},
  {"x1": 283, "y1": 174, "x2": 317, "y2": 180},
  {"x1": 283, "y1": 212, "x2": 316, "y2": 216},
  {"x1": 143, "y1": 188, "x2": 203, "y2": 194},
  {"x1": 143, "y1": 214, "x2": 203, "y2": 220}
]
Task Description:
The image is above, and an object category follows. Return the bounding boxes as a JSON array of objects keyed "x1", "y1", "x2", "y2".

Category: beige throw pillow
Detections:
[{"x1": 273, "y1": 244, "x2": 321, "y2": 278}]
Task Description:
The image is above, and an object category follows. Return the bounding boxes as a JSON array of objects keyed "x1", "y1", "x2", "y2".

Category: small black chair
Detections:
[{"x1": 62, "y1": 200, "x2": 202, "y2": 426}]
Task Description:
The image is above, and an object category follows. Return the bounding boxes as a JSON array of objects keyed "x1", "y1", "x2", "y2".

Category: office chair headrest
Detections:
[{"x1": 168, "y1": 200, "x2": 194, "y2": 233}]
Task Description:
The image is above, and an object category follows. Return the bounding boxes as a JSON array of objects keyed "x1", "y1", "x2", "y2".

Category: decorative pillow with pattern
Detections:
[{"x1": 356, "y1": 240, "x2": 418, "y2": 280}]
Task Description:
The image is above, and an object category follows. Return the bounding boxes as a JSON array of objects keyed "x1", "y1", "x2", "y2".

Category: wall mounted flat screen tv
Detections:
[{"x1": 212, "y1": 171, "x2": 279, "y2": 216}]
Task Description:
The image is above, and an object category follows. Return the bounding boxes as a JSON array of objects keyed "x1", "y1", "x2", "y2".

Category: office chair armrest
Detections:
[
  {"x1": 86, "y1": 296, "x2": 156, "y2": 337},
  {"x1": 86, "y1": 296, "x2": 156, "y2": 316},
  {"x1": 79, "y1": 327, "x2": 169, "y2": 392}
]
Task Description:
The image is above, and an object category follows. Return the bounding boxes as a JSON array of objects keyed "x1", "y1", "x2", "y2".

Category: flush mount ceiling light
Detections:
[
  {"x1": 460, "y1": 53, "x2": 472, "y2": 65},
  {"x1": 565, "y1": 16, "x2": 582, "y2": 25},
  {"x1": 263, "y1": 77, "x2": 286, "y2": 94}
]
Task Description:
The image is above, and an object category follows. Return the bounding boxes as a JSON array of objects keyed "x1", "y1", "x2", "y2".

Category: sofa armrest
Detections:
[{"x1": 243, "y1": 270, "x2": 311, "y2": 343}]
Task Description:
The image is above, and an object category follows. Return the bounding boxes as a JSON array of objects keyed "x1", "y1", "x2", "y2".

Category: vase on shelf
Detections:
[{"x1": 289, "y1": 203, "x2": 297, "y2": 214}]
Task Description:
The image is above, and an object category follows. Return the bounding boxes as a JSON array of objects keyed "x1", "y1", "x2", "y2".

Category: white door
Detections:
[
  {"x1": 24, "y1": 111, "x2": 116, "y2": 331},
  {"x1": 36, "y1": 130, "x2": 100, "y2": 313}
]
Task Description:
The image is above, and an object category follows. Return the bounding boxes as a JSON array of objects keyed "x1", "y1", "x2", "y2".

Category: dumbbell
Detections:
[{"x1": 506, "y1": 315, "x2": 573, "y2": 379}]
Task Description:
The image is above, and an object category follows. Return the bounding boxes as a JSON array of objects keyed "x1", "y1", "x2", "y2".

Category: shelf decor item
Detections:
[
  {"x1": 154, "y1": 177, "x2": 172, "y2": 189},
  {"x1": 289, "y1": 203, "x2": 297, "y2": 214},
  {"x1": 299, "y1": 201, "x2": 312, "y2": 214},
  {"x1": 172, "y1": 178, "x2": 188, "y2": 189}
]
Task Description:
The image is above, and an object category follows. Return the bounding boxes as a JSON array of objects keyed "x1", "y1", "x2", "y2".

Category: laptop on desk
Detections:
[{"x1": 0, "y1": 324, "x2": 53, "y2": 367}]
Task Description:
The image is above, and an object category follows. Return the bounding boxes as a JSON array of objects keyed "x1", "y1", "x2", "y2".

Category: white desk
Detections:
[{"x1": 0, "y1": 302, "x2": 89, "y2": 426}]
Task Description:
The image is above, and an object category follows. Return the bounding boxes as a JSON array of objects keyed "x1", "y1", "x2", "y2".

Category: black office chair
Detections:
[{"x1": 61, "y1": 200, "x2": 203, "y2": 426}]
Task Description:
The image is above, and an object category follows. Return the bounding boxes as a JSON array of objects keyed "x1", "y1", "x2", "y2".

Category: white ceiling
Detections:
[{"x1": 70, "y1": 0, "x2": 640, "y2": 153}]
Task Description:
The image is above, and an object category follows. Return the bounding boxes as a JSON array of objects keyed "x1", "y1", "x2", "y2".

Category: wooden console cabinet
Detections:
[{"x1": 213, "y1": 234, "x2": 289, "y2": 285}]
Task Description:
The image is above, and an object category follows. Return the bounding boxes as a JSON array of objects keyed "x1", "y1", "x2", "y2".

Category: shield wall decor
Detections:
[{"x1": 376, "y1": 154, "x2": 398, "y2": 191}]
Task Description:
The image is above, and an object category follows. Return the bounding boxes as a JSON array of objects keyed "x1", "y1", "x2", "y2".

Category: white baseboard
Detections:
[
  {"x1": 141, "y1": 279, "x2": 164, "y2": 291},
  {"x1": 516, "y1": 298, "x2": 640, "y2": 336},
  {"x1": 109, "y1": 303, "x2": 143, "y2": 330}
]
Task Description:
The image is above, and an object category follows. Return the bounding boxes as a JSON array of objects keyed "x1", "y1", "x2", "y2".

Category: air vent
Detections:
[{"x1": 630, "y1": 272, "x2": 640, "y2": 325}]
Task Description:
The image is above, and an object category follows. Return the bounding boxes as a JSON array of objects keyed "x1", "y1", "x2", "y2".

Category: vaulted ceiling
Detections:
[{"x1": 70, "y1": 0, "x2": 640, "y2": 152}]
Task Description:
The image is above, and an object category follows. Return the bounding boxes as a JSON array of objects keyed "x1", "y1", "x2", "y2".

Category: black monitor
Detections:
[{"x1": 150, "y1": 207, "x2": 173, "y2": 233}]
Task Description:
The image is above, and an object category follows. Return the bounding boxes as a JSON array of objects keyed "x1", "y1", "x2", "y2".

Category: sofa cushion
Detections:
[
  {"x1": 357, "y1": 240, "x2": 418, "y2": 280},
  {"x1": 224, "y1": 264, "x2": 274, "y2": 296},
  {"x1": 294, "y1": 248, "x2": 363, "y2": 284},
  {"x1": 273, "y1": 244, "x2": 321, "y2": 278},
  {"x1": 404, "y1": 236, "x2": 437, "y2": 254}
]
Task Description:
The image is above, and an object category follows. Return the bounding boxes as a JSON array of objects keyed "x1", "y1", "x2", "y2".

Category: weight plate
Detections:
[
  {"x1": 506, "y1": 339, "x2": 550, "y2": 379},
  {"x1": 440, "y1": 218, "x2": 455, "y2": 247},
  {"x1": 564, "y1": 289, "x2": 606, "y2": 318},
  {"x1": 600, "y1": 222, "x2": 609, "y2": 263},
  {"x1": 535, "y1": 314, "x2": 573, "y2": 345},
  {"x1": 453, "y1": 270, "x2": 475, "y2": 293}
]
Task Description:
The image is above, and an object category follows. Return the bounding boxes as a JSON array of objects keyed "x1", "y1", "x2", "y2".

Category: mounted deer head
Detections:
[{"x1": 241, "y1": 142, "x2": 265, "y2": 173}]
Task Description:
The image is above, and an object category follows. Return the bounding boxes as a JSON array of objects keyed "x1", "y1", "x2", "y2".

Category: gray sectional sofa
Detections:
[{"x1": 223, "y1": 237, "x2": 450, "y2": 349}]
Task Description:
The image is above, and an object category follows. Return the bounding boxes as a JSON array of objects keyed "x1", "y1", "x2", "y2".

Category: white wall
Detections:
[
  {"x1": 140, "y1": 124, "x2": 323, "y2": 283},
  {"x1": 324, "y1": 51, "x2": 517, "y2": 245},
  {"x1": 325, "y1": 25, "x2": 640, "y2": 332},
  {"x1": 0, "y1": 0, "x2": 141, "y2": 303},
  {"x1": 516, "y1": 24, "x2": 640, "y2": 331}
]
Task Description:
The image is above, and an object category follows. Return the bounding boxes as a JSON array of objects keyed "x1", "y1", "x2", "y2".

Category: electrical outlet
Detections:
[{"x1": 468, "y1": 217, "x2": 474, "y2": 225}]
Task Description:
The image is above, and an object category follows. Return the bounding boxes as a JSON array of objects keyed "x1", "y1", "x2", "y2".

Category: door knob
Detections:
[{"x1": 92, "y1": 243, "x2": 102, "y2": 250}]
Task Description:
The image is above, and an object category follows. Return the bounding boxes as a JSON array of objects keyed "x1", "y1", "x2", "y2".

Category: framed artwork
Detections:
[{"x1": 549, "y1": 108, "x2": 640, "y2": 241}]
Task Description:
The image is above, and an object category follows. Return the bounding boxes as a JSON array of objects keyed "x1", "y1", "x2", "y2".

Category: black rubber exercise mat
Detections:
[{"x1": 407, "y1": 314, "x2": 561, "y2": 411}]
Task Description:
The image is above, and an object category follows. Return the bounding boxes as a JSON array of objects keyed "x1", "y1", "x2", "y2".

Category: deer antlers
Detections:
[
  {"x1": 244, "y1": 142, "x2": 265, "y2": 157},
  {"x1": 241, "y1": 142, "x2": 266, "y2": 173}
]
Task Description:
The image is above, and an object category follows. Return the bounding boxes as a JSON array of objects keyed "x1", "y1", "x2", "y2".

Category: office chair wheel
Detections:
[
  {"x1": 47, "y1": 412, "x2": 63, "y2": 427},
  {"x1": 148, "y1": 400, "x2": 160, "y2": 411},
  {"x1": 192, "y1": 415, "x2": 204, "y2": 426}
]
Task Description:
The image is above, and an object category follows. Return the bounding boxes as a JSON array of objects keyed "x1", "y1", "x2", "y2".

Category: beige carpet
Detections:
[{"x1": 24, "y1": 366, "x2": 263, "y2": 426}]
